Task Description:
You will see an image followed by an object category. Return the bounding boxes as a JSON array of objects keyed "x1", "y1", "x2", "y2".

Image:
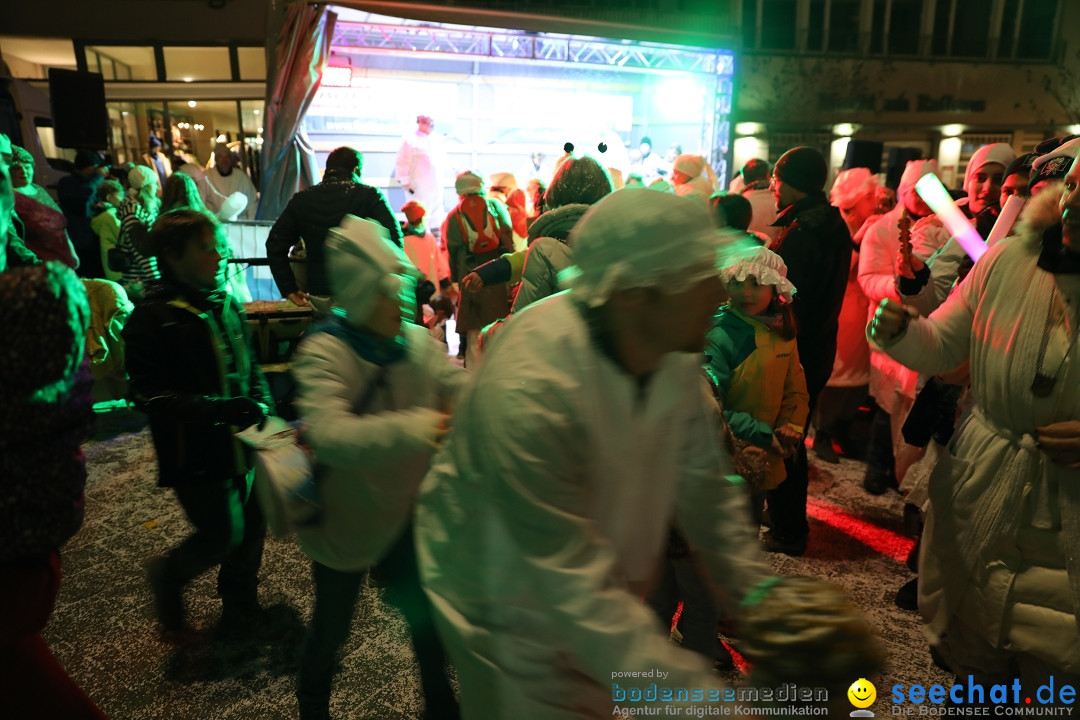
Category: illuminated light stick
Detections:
[
  {"x1": 985, "y1": 194, "x2": 1027, "y2": 248},
  {"x1": 915, "y1": 174, "x2": 986, "y2": 262}
]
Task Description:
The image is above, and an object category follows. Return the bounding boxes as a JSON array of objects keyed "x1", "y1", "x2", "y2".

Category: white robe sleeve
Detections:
[
  {"x1": 674, "y1": 377, "x2": 771, "y2": 614},
  {"x1": 292, "y1": 335, "x2": 445, "y2": 468},
  {"x1": 395, "y1": 137, "x2": 413, "y2": 189},
  {"x1": 468, "y1": 377, "x2": 724, "y2": 691},
  {"x1": 869, "y1": 244, "x2": 984, "y2": 377},
  {"x1": 857, "y1": 211, "x2": 902, "y2": 306}
]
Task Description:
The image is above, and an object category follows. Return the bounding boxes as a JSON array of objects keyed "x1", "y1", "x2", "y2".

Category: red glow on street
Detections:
[{"x1": 806, "y1": 496, "x2": 915, "y2": 564}]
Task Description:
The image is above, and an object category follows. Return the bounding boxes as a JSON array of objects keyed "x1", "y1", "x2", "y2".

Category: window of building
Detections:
[
  {"x1": 887, "y1": 0, "x2": 922, "y2": 55},
  {"x1": 951, "y1": 0, "x2": 990, "y2": 58},
  {"x1": 827, "y1": 0, "x2": 863, "y2": 53},
  {"x1": 1016, "y1": 0, "x2": 1058, "y2": 60},
  {"x1": 170, "y1": 99, "x2": 243, "y2": 164},
  {"x1": 0, "y1": 37, "x2": 77, "y2": 80},
  {"x1": 869, "y1": 0, "x2": 886, "y2": 54},
  {"x1": 236, "y1": 47, "x2": 267, "y2": 81},
  {"x1": 105, "y1": 102, "x2": 146, "y2": 166},
  {"x1": 807, "y1": 0, "x2": 826, "y2": 52},
  {"x1": 930, "y1": 0, "x2": 952, "y2": 55},
  {"x1": 164, "y1": 46, "x2": 232, "y2": 82},
  {"x1": 997, "y1": 0, "x2": 1020, "y2": 58},
  {"x1": 239, "y1": 100, "x2": 265, "y2": 190},
  {"x1": 760, "y1": 0, "x2": 798, "y2": 50},
  {"x1": 86, "y1": 46, "x2": 157, "y2": 80},
  {"x1": 741, "y1": 0, "x2": 757, "y2": 49}
]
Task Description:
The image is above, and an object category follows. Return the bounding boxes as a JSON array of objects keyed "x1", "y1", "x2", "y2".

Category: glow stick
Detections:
[
  {"x1": 915, "y1": 174, "x2": 986, "y2": 262},
  {"x1": 985, "y1": 194, "x2": 1026, "y2": 248}
]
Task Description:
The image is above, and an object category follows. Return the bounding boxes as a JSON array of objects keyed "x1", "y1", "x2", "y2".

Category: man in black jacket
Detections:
[
  {"x1": 124, "y1": 209, "x2": 274, "y2": 636},
  {"x1": 265, "y1": 147, "x2": 401, "y2": 313},
  {"x1": 764, "y1": 146, "x2": 853, "y2": 556}
]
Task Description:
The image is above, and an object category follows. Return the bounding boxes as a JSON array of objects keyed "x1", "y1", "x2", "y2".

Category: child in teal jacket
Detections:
[{"x1": 705, "y1": 245, "x2": 809, "y2": 508}]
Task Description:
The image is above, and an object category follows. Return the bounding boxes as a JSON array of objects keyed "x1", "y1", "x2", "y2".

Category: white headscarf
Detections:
[
  {"x1": 898, "y1": 159, "x2": 941, "y2": 206},
  {"x1": 563, "y1": 190, "x2": 730, "y2": 307},
  {"x1": 326, "y1": 215, "x2": 417, "y2": 324},
  {"x1": 830, "y1": 168, "x2": 879, "y2": 210},
  {"x1": 964, "y1": 143, "x2": 1016, "y2": 187}
]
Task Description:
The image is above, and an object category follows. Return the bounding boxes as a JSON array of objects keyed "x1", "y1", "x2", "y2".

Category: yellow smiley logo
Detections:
[{"x1": 848, "y1": 678, "x2": 877, "y2": 708}]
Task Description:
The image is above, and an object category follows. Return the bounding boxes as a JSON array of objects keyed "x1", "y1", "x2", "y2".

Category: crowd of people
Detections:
[{"x1": 2, "y1": 118, "x2": 1079, "y2": 720}]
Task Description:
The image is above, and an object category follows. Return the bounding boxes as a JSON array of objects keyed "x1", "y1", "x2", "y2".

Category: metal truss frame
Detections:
[
  {"x1": 332, "y1": 21, "x2": 734, "y2": 76},
  {"x1": 330, "y1": 20, "x2": 735, "y2": 182}
]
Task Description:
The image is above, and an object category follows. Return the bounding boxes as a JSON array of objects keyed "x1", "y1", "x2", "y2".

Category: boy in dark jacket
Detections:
[{"x1": 123, "y1": 208, "x2": 274, "y2": 636}]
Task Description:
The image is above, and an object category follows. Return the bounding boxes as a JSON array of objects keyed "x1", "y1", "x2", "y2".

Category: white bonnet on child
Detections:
[{"x1": 720, "y1": 245, "x2": 797, "y2": 303}]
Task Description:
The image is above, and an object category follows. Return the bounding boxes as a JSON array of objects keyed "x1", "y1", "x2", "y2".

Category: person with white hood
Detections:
[
  {"x1": 959, "y1": 142, "x2": 1015, "y2": 221},
  {"x1": 894, "y1": 140, "x2": 1028, "y2": 317},
  {"x1": 395, "y1": 115, "x2": 450, "y2": 228},
  {"x1": 414, "y1": 190, "x2": 775, "y2": 717},
  {"x1": 291, "y1": 215, "x2": 466, "y2": 720},
  {"x1": 204, "y1": 143, "x2": 258, "y2": 221},
  {"x1": 812, "y1": 167, "x2": 882, "y2": 463},
  {"x1": 671, "y1": 153, "x2": 717, "y2": 202},
  {"x1": 868, "y1": 144, "x2": 1080, "y2": 699},
  {"x1": 856, "y1": 159, "x2": 952, "y2": 493}
]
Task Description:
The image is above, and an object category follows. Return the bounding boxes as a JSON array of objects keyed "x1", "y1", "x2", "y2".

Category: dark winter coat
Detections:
[
  {"x1": 768, "y1": 192, "x2": 852, "y2": 399},
  {"x1": 266, "y1": 178, "x2": 402, "y2": 298},
  {"x1": 0, "y1": 263, "x2": 93, "y2": 563},
  {"x1": 123, "y1": 279, "x2": 273, "y2": 487}
]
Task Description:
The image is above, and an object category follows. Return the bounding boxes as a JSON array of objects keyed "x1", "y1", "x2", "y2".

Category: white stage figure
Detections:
[{"x1": 395, "y1": 115, "x2": 450, "y2": 228}]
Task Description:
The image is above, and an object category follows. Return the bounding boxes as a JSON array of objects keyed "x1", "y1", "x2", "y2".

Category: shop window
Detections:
[
  {"x1": 169, "y1": 100, "x2": 241, "y2": 165},
  {"x1": 0, "y1": 37, "x2": 77, "y2": 80},
  {"x1": 237, "y1": 47, "x2": 267, "y2": 81},
  {"x1": 164, "y1": 46, "x2": 232, "y2": 81},
  {"x1": 239, "y1": 100, "x2": 265, "y2": 190},
  {"x1": 86, "y1": 46, "x2": 156, "y2": 80}
]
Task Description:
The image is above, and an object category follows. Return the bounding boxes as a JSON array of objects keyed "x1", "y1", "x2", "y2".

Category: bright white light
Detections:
[
  {"x1": 916, "y1": 173, "x2": 985, "y2": 261},
  {"x1": 322, "y1": 66, "x2": 353, "y2": 87},
  {"x1": 255, "y1": 137, "x2": 263, "y2": 145},
  {"x1": 187, "y1": 100, "x2": 197, "y2": 108},
  {"x1": 216, "y1": 134, "x2": 228, "y2": 143},
  {"x1": 941, "y1": 124, "x2": 964, "y2": 137},
  {"x1": 734, "y1": 136, "x2": 765, "y2": 167},
  {"x1": 833, "y1": 123, "x2": 855, "y2": 137},
  {"x1": 257, "y1": 127, "x2": 263, "y2": 134},
  {"x1": 1069, "y1": 124, "x2": 1080, "y2": 136},
  {"x1": 253, "y1": 109, "x2": 260, "y2": 115},
  {"x1": 655, "y1": 77, "x2": 703, "y2": 118},
  {"x1": 121, "y1": 111, "x2": 129, "y2": 116},
  {"x1": 735, "y1": 122, "x2": 763, "y2": 136},
  {"x1": 183, "y1": 77, "x2": 193, "y2": 83}
]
